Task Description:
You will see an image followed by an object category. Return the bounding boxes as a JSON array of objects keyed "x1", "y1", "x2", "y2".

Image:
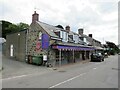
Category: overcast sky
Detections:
[{"x1": 0, "y1": 0, "x2": 119, "y2": 44}]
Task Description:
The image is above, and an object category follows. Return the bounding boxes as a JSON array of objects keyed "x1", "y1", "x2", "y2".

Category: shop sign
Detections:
[{"x1": 42, "y1": 34, "x2": 49, "y2": 49}]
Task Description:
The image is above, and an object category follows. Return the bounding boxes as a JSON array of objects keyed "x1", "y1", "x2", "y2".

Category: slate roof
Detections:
[
  {"x1": 36, "y1": 21, "x2": 102, "y2": 49},
  {"x1": 36, "y1": 21, "x2": 88, "y2": 45},
  {"x1": 37, "y1": 21, "x2": 61, "y2": 38}
]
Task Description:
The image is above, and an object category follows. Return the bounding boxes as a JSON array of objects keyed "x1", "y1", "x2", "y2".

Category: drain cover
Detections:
[
  {"x1": 58, "y1": 70, "x2": 66, "y2": 72},
  {"x1": 112, "y1": 68, "x2": 120, "y2": 70}
]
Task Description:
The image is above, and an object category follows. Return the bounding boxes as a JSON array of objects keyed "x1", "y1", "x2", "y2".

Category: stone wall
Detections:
[{"x1": 27, "y1": 23, "x2": 45, "y2": 56}]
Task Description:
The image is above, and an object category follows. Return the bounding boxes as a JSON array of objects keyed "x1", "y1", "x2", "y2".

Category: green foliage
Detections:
[
  {"x1": 16, "y1": 22, "x2": 29, "y2": 31},
  {"x1": 106, "y1": 41, "x2": 119, "y2": 54},
  {"x1": 7, "y1": 24, "x2": 18, "y2": 32},
  {"x1": 2, "y1": 20, "x2": 29, "y2": 39},
  {"x1": 2, "y1": 21, "x2": 12, "y2": 38}
]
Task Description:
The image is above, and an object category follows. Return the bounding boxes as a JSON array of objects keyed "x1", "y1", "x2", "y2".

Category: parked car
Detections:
[{"x1": 91, "y1": 53, "x2": 104, "y2": 62}]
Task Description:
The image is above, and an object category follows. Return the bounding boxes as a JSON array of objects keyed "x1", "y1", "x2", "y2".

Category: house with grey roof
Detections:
[
  {"x1": 26, "y1": 11, "x2": 95, "y2": 66},
  {"x1": 5, "y1": 11, "x2": 103, "y2": 66},
  {"x1": 78, "y1": 29, "x2": 103, "y2": 51}
]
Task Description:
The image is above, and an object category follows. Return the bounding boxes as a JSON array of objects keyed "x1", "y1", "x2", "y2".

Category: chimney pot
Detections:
[
  {"x1": 65, "y1": 25, "x2": 70, "y2": 32},
  {"x1": 32, "y1": 11, "x2": 39, "y2": 23},
  {"x1": 88, "y1": 34, "x2": 92, "y2": 38},
  {"x1": 78, "y1": 28, "x2": 84, "y2": 35}
]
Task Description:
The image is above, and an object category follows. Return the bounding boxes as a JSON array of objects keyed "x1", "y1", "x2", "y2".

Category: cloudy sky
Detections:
[{"x1": 0, "y1": 0, "x2": 119, "y2": 44}]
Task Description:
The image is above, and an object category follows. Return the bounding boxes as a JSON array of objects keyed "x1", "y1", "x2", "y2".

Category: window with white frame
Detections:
[
  {"x1": 73, "y1": 34, "x2": 79, "y2": 43},
  {"x1": 60, "y1": 31, "x2": 68, "y2": 42},
  {"x1": 60, "y1": 31, "x2": 63, "y2": 38}
]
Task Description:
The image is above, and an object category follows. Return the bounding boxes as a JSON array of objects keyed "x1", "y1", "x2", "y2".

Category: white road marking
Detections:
[
  {"x1": 2, "y1": 74, "x2": 31, "y2": 81},
  {"x1": 2, "y1": 70, "x2": 53, "y2": 81},
  {"x1": 49, "y1": 73, "x2": 86, "y2": 88}
]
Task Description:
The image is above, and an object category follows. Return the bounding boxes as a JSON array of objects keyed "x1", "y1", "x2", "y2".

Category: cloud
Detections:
[
  {"x1": 0, "y1": 0, "x2": 119, "y2": 44},
  {"x1": 97, "y1": 2, "x2": 118, "y2": 13}
]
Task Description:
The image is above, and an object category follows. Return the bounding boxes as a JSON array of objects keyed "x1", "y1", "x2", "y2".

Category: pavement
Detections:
[{"x1": 2, "y1": 55, "x2": 53, "y2": 79}]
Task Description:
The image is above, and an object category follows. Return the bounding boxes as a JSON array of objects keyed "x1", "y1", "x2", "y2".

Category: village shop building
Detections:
[{"x1": 5, "y1": 11, "x2": 103, "y2": 66}]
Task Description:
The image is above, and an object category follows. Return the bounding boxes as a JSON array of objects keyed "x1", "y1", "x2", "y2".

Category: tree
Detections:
[
  {"x1": 106, "y1": 41, "x2": 119, "y2": 55},
  {"x1": 2, "y1": 20, "x2": 13, "y2": 38},
  {"x1": 17, "y1": 22, "x2": 29, "y2": 31},
  {"x1": 1, "y1": 20, "x2": 29, "y2": 39}
]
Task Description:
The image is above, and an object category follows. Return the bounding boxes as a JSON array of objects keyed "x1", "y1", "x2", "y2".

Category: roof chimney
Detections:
[
  {"x1": 88, "y1": 34, "x2": 92, "y2": 38},
  {"x1": 32, "y1": 11, "x2": 39, "y2": 23},
  {"x1": 65, "y1": 26, "x2": 70, "y2": 32},
  {"x1": 78, "y1": 28, "x2": 84, "y2": 35}
]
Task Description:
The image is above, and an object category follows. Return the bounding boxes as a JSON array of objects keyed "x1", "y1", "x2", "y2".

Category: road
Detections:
[
  {"x1": 0, "y1": 51, "x2": 2, "y2": 90},
  {"x1": 2, "y1": 55, "x2": 118, "y2": 88}
]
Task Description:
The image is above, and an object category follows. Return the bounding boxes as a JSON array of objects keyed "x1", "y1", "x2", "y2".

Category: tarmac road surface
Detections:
[{"x1": 2, "y1": 55, "x2": 118, "y2": 88}]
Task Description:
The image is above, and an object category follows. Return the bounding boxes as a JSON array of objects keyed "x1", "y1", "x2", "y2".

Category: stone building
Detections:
[
  {"x1": 5, "y1": 11, "x2": 103, "y2": 66},
  {"x1": 78, "y1": 29, "x2": 103, "y2": 52},
  {"x1": 26, "y1": 11, "x2": 95, "y2": 66}
]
